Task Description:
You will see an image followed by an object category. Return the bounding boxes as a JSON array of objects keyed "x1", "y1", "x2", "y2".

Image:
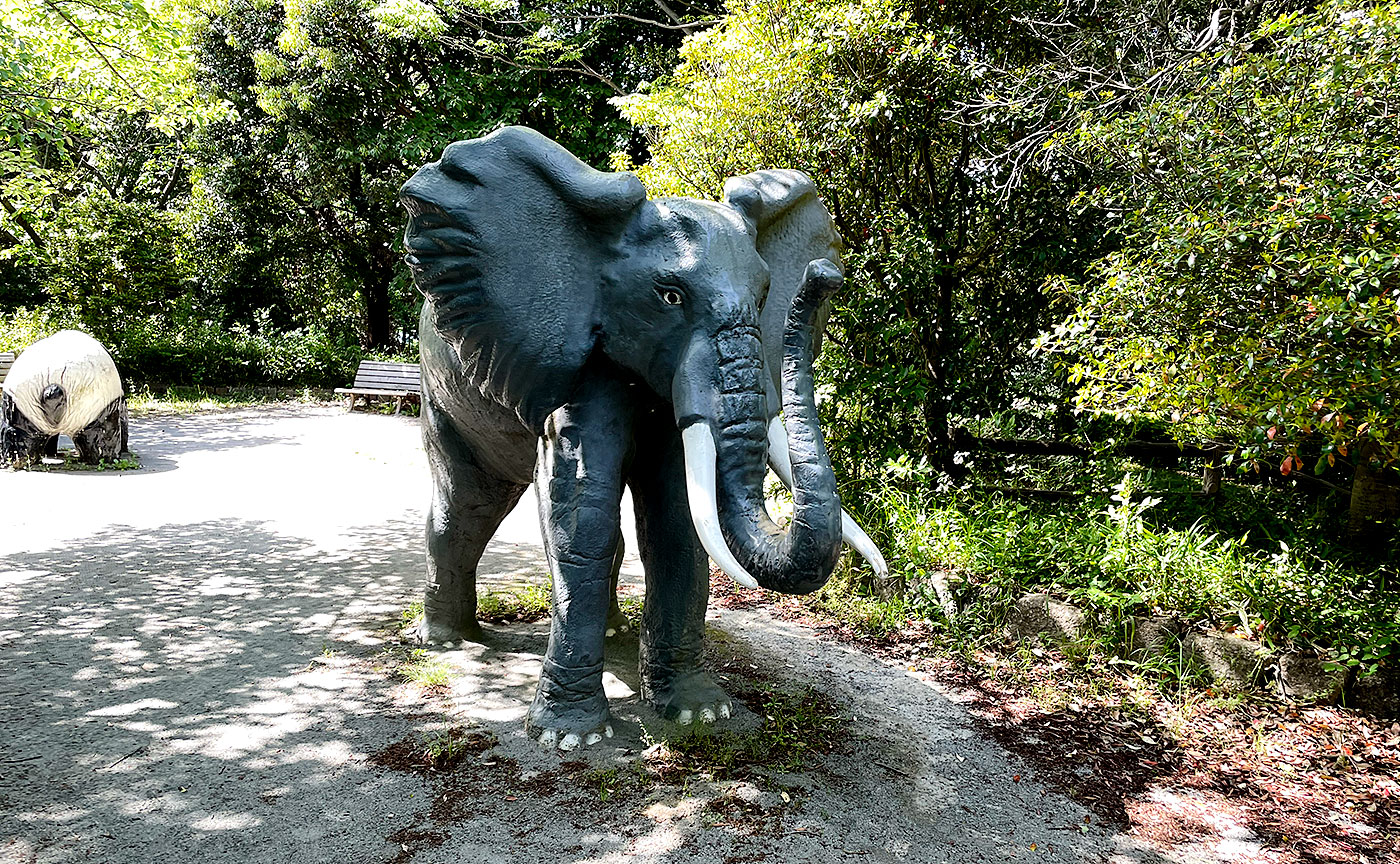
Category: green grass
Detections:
[
  {"x1": 420, "y1": 728, "x2": 487, "y2": 768},
  {"x1": 475, "y1": 585, "x2": 551, "y2": 623},
  {"x1": 398, "y1": 649, "x2": 456, "y2": 687},
  {"x1": 828, "y1": 461, "x2": 1400, "y2": 684},
  {"x1": 652, "y1": 686, "x2": 846, "y2": 778},
  {"x1": 127, "y1": 385, "x2": 335, "y2": 416},
  {"x1": 618, "y1": 595, "x2": 644, "y2": 631},
  {"x1": 25, "y1": 451, "x2": 142, "y2": 472},
  {"x1": 396, "y1": 587, "x2": 550, "y2": 636},
  {"x1": 400, "y1": 600, "x2": 425, "y2": 632}
]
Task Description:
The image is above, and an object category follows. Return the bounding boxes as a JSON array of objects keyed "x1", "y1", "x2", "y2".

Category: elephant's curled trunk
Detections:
[{"x1": 682, "y1": 259, "x2": 844, "y2": 595}]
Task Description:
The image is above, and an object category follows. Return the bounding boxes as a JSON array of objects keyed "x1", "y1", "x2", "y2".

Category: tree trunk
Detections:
[
  {"x1": 358, "y1": 242, "x2": 399, "y2": 350},
  {"x1": 923, "y1": 268, "x2": 959, "y2": 476},
  {"x1": 1348, "y1": 442, "x2": 1399, "y2": 545},
  {"x1": 1201, "y1": 459, "x2": 1222, "y2": 497},
  {"x1": 363, "y1": 272, "x2": 393, "y2": 349}
]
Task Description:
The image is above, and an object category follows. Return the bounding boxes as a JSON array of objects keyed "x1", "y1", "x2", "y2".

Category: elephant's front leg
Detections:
[
  {"x1": 529, "y1": 370, "x2": 633, "y2": 750},
  {"x1": 629, "y1": 412, "x2": 732, "y2": 726}
]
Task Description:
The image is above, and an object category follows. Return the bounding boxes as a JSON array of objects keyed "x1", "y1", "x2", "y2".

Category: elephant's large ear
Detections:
[
  {"x1": 402, "y1": 126, "x2": 646, "y2": 430},
  {"x1": 721, "y1": 170, "x2": 843, "y2": 400}
]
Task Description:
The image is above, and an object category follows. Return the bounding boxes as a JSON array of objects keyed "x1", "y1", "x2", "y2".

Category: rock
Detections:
[
  {"x1": 1274, "y1": 652, "x2": 1347, "y2": 704},
  {"x1": 1185, "y1": 632, "x2": 1268, "y2": 690},
  {"x1": 1006, "y1": 593, "x2": 1088, "y2": 645},
  {"x1": 1346, "y1": 667, "x2": 1400, "y2": 718},
  {"x1": 1127, "y1": 616, "x2": 1181, "y2": 658}
]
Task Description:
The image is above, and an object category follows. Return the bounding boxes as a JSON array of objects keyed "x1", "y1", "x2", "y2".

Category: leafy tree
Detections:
[
  {"x1": 0, "y1": 0, "x2": 215, "y2": 350},
  {"x1": 1038, "y1": 0, "x2": 1400, "y2": 513},
  {"x1": 190, "y1": 0, "x2": 710, "y2": 348},
  {"x1": 618, "y1": 0, "x2": 1103, "y2": 481},
  {"x1": 0, "y1": 0, "x2": 206, "y2": 249}
]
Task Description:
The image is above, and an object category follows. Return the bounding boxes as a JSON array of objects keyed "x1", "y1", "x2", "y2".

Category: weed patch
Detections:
[
  {"x1": 834, "y1": 471, "x2": 1400, "y2": 684},
  {"x1": 475, "y1": 585, "x2": 551, "y2": 624},
  {"x1": 398, "y1": 649, "x2": 456, "y2": 688},
  {"x1": 648, "y1": 686, "x2": 846, "y2": 780},
  {"x1": 127, "y1": 385, "x2": 335, "y2": 415},
  {"x1": 370, "y1": 727, "x2": 497, "y2": 774},
  {"x1": 400, "y1": 600, "x2": 424, "y2": 632},
  {"x1": 24, "y1": 451, "x2": 142, "y2": 472}
]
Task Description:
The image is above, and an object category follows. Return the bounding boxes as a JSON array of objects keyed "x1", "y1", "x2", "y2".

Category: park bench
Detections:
[
  {"x1": 334, "y1": 360, "x2": 422, "y2": 415},
  {"x1": 0, "y1": 351, "x2": 14, "y2": 393}
]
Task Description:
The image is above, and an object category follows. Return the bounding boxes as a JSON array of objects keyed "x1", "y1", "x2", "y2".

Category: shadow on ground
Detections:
[
  {"x1": 1, "y1": 407, "x2": 1179, "y2": 864},
  {"x1": 0, "y1": 517, "x2": 449, "y2": 863}
]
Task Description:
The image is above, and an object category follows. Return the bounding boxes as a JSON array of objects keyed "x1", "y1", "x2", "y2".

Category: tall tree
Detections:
[
  {"x1": 618, "y1": 0, "x2": 1106, "y2": 479},
  {"x1": 191, "y1": 0, "x2": 712, "y2": 348},
  {"x1": 1038, "y1": 0, "x2": 1400, "y2": 530}
]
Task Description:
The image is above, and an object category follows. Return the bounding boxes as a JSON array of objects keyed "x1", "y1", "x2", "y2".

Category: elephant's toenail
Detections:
[
  {"x1": 585, "y1": 732, "x2": 602, "y2": 745},
  {"x1": 676, "y1": 709, "x2": 693, "y2": 725},
  {"x1": 700, "y1": 708, "x2": 716, "y2": 723},
  {"x1": 604, "y1": 724, "x2": 614, "y2": 738},
  {"x1": 560, "y1": 733, "x2": 581, "y2": 751},
  {"x1": 538, "y1": 729, "x2": 558, "y2": 748},
  {"x1": 719, "y1": 703, "x2": 731, "y2": 719}
]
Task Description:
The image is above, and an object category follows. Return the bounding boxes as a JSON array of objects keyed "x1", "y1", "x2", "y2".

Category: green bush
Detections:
[
  {"x1": 0, "y1": 303, "x2": 361, "y2": 388},
  {"x1": 862, "y1": 473, "x2": 1400, "y2": 677},
  {"x1": 1, "y1": 191, "x2": 365, "y2": 388},
  {"x1": 0, "y1": 305, "x2": 69, "y2": 353},
  {"x1": 109, "y1": 309, "x2": 360, "y2": 387},
  {"x1": 38, "y1": 196, "x2": 195, "y2": 343}
]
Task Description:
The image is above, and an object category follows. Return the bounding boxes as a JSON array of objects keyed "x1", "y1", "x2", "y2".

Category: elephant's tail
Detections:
[{"x1": 38, "y1": 384, "x2": 67, "y2": 428}]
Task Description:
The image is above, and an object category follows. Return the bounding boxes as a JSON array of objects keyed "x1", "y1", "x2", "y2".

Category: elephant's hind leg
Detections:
[
  {"x1": 605, "y1": 535, "x2": 631, "y2": 638},
  {"x1": 421, "y1": 398, "x2": 528, "y2": 645},
  {"x1": 72, "y1": 396, "x2": 127, "y2": 464}
]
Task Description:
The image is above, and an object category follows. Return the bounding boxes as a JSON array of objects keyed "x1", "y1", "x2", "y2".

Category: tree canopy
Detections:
[{"x1": 1039, "y1": 0, "x2": 1400, "y2": 475}]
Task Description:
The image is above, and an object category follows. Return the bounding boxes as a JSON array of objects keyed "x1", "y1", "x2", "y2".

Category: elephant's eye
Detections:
[{"x1": 658, "y1": 286, "x2": 685, "y2": 307}]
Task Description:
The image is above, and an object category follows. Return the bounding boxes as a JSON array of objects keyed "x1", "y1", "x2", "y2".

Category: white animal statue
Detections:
[{"x1": 1, "y1": 330, "x2": 128, "y2": 468}]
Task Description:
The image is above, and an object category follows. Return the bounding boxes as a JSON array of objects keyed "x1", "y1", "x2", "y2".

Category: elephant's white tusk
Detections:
[
  {"x1": 681, "y1": 423, "x2": 760, "y2": 590},
  {"x1": 765, "y1": 414, "x2": 797, "y2": 488},
  {"x1": 765, "y1": 416, "x2": 889, "y2": 579},
  {"x1": 839, "y1": 510, "x2": 889, "y2": 579}
]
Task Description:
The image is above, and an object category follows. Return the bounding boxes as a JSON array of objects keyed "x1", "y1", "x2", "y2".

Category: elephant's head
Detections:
[{"x1": 400, "y1": 126, "x2": 881, "y2": 595}]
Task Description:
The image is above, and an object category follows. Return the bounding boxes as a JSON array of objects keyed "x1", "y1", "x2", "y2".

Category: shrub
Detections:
[
  {"x1": 862, "y1": 472, "x2": 1400, "y2": 677},
  {"x1": 1, "y1": 303, "x2": 360, "y2": 388}
]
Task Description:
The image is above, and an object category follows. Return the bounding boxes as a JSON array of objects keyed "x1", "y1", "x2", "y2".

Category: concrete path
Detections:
[{"x1": 0, "y1": 406, "x2": 1196, "y2": 863}]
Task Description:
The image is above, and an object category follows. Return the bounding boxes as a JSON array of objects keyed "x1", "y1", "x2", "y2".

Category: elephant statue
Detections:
[{"x1": 400, "y1": 126, "x2": 886, "y2": 750}]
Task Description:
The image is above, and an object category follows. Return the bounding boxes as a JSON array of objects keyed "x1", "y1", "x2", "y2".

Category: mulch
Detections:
[{"x1": 709, "y1": 573, "x2": 1400, "y2": 864}]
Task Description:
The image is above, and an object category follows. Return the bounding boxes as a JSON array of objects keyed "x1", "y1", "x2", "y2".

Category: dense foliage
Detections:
[
  {"x1": 618, "y1": 0, "x2": 1104, "y2": 481},
  {"x1": 1, "y1": 0, "x2": 712, "y2": 382},
  {"x1": 1040, "y1": 1, "x2": 1400, "y2": 475}
]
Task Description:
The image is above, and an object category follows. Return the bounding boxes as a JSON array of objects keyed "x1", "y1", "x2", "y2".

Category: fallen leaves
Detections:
[{"x1": 722, "y1": 575, "x2": 1400, "y2": 863}]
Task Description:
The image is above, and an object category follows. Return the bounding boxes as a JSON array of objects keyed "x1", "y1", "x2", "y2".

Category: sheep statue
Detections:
[{"x1": 1, "y1": 330, "x2": 129, "y2": 469}]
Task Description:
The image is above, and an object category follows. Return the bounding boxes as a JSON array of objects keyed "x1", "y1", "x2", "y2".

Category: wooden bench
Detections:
[
  {"x1": 0, "y1": 351, "x2": 14, "y2": 393},
  {"x1": 334, "y1": 361, "x2": 422, "y2": 414}
]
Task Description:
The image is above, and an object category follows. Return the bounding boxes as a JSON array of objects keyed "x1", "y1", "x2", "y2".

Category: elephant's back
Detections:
[{"x1": 419, "y1": 309, "x2": 538, "y2": 484}]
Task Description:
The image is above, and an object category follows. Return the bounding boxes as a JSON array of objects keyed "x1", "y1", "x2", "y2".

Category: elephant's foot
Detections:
[
  {"x1": 605, "y1": 604, "x2": 632, "y2": 639},
  {"x1": 645, "y1": 669, "x2": 733, "y2": 726},
  {"x1": 527, "y1": 673, "x2": 613, "y2": 751},
  {"x1": 415, "y1": 599, "x2": 483, "y2": 646}
]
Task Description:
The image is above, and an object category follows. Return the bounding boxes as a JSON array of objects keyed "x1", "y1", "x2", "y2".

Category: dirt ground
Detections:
[{"x1": 1, "y1": 406, "x2": 1232, "y2": 863}]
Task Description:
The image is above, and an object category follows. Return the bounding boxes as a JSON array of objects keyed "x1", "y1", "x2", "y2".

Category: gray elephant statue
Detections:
[{"x1": 400, "y1": 127, "x2": 886, "y2": 750}]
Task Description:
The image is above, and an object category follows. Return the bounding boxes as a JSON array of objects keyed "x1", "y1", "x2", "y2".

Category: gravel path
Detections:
[{"x1": 0, "y1": 406, "x2": 1206, "y2": 863}]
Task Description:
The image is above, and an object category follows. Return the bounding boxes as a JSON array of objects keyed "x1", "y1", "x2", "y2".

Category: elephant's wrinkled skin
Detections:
[{"x1": 400, "y1": 127, "x2": 884, "y2": 750}]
